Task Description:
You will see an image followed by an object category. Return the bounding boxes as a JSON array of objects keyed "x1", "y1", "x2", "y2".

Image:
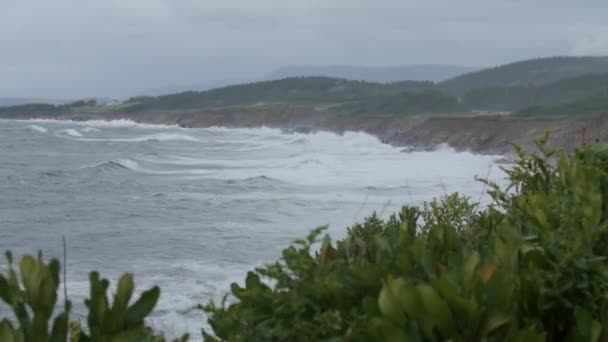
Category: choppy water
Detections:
[{"x1": 0, "y1": 119, "x2": 503, "y2": 338}]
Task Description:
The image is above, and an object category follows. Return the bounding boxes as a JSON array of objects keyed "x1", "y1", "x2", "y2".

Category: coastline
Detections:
[{"x1": 5, "y1": 108, "x2": 605, "y2": 155}]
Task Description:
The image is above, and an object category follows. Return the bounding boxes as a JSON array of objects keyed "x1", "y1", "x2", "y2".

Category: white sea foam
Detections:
[
  {"x1": 120, "y1": 128, "x2": 503, "y2": 190},
  {"x1": 114, "y1": 158, "x2": 139, "y2": 170},
  {"x1": 56, "y1": 128, "x2": 83, "y2": 137},
  {"x1": 81, "y1": 126, "x2": 101, "y2": 133},
  {"x1": 77, "y1": 133, "x2": 200, "y2": 143},
  {"x1": 73, "y1": 119, "x2": 180, "y2": 129},
  {"x1": 15, "y1": 118, "x2": 179, "y2": 129},
  {"x1": 26, "y1": 124, "x2": 48, "y2": 133}
]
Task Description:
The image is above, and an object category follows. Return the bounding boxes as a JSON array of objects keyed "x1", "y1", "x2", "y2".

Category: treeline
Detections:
[
  {"x1": 514, "y1": 95, "x2": 608, "y2": 118},
  {"x1": 2, "y1": 56, "x2": 608, "y2": 118},
  {"x1": 0, "y1": 100, "x2": 92, "y2": 118},
  {"x1": 463, "y1": 73, "x2": 608, "y2": 112},
  {"x1": 123, "y1": 77, "x2": 437, "y2": 113},
  {"x1": 122, "y1": 65, "x2": 608, "y2": 117}
]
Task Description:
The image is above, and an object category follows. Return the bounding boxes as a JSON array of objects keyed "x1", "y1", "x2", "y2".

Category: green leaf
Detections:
[
  {"x1": 31, "y1": 312, "x2": 50, "y2": 342},
  {"x1": 109, "y1": 274, "x2": 135, "y2": 331},
  {"x1": 105, "y1": 327, "x2": 145, "y2": 342},
  {"x1": 49, "y1": 312, "x2": 69, "y2": 342},
  {"x1": 0, "y1": 275, "x2": 11, "y2": 304},
  {"x1": 378, "y1": 278, "x2": 405, "y2": 321},
  {"x1": 575, "y1": 307, "x2": 603, "y2": 342},
  {"x1": 0, "y1": 319, "x2": 19, "y2": 342},
  {"x1": 20, "y1": 255, "x2": 40, "y2": 305},
  {"x1": 124, "y1": 286, "x2": 160, "y2": 327},
  {"x1": 416, "y1": 283, "x2": 455, "y2": 337},
  {"x1": 463, "y1": 251, "x2": 480, "y2": 285},
  {"x1": 38, "y1": 276, "x2": 58, "y2": 318},
  {"x1": 482, "y1": 311, "x2": 512, "y2": 336},
  {"x1": 504, "y1": 330, "x2": 546, "y2": 342}
]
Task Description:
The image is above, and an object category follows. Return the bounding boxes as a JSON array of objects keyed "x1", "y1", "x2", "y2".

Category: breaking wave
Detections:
[
  {"x1": 26, "y1": 124, "x2": 48, "y2": 133},
  {"x1": 81, "y1": 127, "x2": 101, "y2": 133},
  {"x1": 74, "y1": 133, "x2": 200, "y2": 143},
  {"x1": 56, "y1": 128, "x2": 83, "y2": 137},
  {"x1": 19, "y1": 118, "x2": 179, "y2": 129},
  {"x1": 89, "y1": 159, "x2": 140, "y2": 172}
]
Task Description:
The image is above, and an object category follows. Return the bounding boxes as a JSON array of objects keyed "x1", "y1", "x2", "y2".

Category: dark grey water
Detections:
[{"x1": 0, "y1": 119, "x2": 502, "y2": 337}]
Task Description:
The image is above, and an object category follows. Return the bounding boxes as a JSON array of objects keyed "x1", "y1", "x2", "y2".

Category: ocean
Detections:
[{"x1": 0, "y1": 119, "x2": 503, "y2": 338}]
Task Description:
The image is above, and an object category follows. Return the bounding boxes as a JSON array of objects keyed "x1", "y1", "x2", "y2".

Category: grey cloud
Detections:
[{"x1": 0, "y1": 0, "x2": 605, "y2": 98}]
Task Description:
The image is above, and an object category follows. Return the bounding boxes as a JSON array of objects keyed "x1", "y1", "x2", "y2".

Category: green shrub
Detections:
[
  {"x1": 0, "y1": 252, "x2": 188, "y2": 341},
  {"x1": 203, "y1": 136, "x2": 608, "y2": 341}
]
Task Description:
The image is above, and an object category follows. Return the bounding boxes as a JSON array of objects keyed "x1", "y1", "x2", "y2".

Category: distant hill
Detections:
[
  {"x1": 463, "y1": 72, "x2": 608, "y2": 111},
  {"x1": 0, "y1": 97, "x2": 69, "y2": 106},
  {"x1": 135, "y1": 79, "x2": 256, "y2": 97},
  {"x1": 125, "y1": 77, "x2": 439, "y2": 112},
  {"x1": 268, "y1": 65, "x2": 480, "y2": 83},
  {"x1": 0, "y1": 77, "x2": 462, "y2": 117},
  {"x1": 514, "y1": 95, "x2": 608, "y2": 118},
  {"x1": 4, "y1": 56, "x2": 608, "y2": 119},
  {"x1": 440, "y1": 56, "x2": 608, "y2": 95}
]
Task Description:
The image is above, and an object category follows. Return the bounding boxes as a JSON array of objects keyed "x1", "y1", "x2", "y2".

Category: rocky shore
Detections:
[{"x1": 11, "y1": 107, "x2": 607, "y2": 155}]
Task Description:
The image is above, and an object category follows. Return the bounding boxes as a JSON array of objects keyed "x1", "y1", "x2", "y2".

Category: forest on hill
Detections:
[
  {"x1": 438, "y1": 56, "x2": 608, "y2": 95},
  {"x1": 2, "y1": 56, "x2": 608, "y2": 118}
]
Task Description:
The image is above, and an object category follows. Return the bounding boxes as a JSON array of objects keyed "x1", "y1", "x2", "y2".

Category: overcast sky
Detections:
[{"x1": 0, "y1": 0, "x2": 606, "y2": 99}]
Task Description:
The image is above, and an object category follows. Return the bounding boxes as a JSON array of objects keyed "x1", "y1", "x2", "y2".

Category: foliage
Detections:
[
  {"x1": 462, "y1": 73, "x2": 608, "y2": 112},
  {"x1": 204, "y1": 137, "x2": 608, "y2": 341},
  {"x1": 123, "y1": 77, "x2": 436, "y2": 112},
  {"x1": 0, "y1": 252, "x2": 69, "y2": 341},
  {"x1": 0, "y1": 103, "x2": 62, "y2": 118},
  {"x1": 0, "y1": 253, "x2": 187, "y2": 341},
  {"x1": 338, "y1": 90, "x2": 465, "y2": 115},
  {"x1": 514, "y1": 95, "x2": 608, "y2": 118}
]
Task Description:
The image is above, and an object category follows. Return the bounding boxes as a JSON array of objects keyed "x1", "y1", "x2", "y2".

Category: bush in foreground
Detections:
[
  {"x1": 204, "y1": 134, "x2": 608, "y2": 341},
  {"x1": 0, "y1": 252, "x2": 188, "y2": 341},
  {"x1": 3, "y1": 133, "x2": 608, "y2": 341}
]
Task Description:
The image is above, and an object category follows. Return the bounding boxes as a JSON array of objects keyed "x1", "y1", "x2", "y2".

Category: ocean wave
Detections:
[
  {"x1": 129, "y1": 133, "x2": 199, "y2": 143},
  {"x1": 56, "y1": 128, "x2": 83, "y2": 137},
  {"x1": 26, "y1": 124, "x2": 48, "y2": 133},
  {"x1": 17, "y1": 118, "x2": 179, "y2": 129},
  {"x1": 89, "y1": 159, "x2": 140, "y2": 172},
  {"x1": 75, "y1": 133, "x2": 201, "y2": 143},
  {"x1": 81, "y1": 127, "x2": 101, "y2": 133},
  {"x1": 86, "y1": 158, "x2": 220, "y2": 176},
  {"x1": 225, "y1": 175, "x2": 283, "y2": 186},
  {"x1": 363, "y1": 185, "x2": 411, "y2": 191},
  {"x1": 134, "y1": 154, "x2": 255, "y2": 169}
]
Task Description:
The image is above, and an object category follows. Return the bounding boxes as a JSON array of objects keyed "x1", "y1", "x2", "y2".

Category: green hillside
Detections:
[
  {"x1": 463, "y1": 73, "x2": 608, "y2": 111},
  {"x1": 0, "y1": 77, "x2": 452, "y2": 117},
  {"x1": 514, "y1": 95, "x2": 608, "y2": 118},
  {"x1": 338, "y1": 90, "x2": 464, "y2": 115},
  {"x1": 440, "y1": 56, "x2": 608, "y2": 96},
  {"x1": 124, "y1": 77, "x2": 437, "y2": 112},
  {"x1": 3, "y1": 56, "x2": 608, "y2": 119},
  {"x1": 0, "y1": 102, "x2": 76, "y2": 118}
]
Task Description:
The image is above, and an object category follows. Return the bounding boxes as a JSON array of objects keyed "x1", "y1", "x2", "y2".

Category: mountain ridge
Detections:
[{"x1": 268, "y1": 64, "x2": 480, "y2": 83}]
